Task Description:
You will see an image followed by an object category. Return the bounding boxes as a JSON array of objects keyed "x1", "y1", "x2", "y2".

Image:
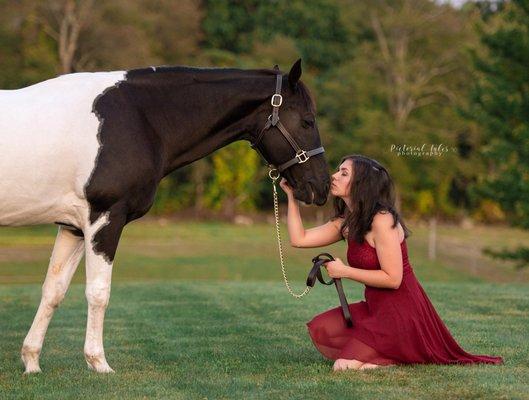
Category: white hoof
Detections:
[
  {"x1": 23, "y1": 365, "x2": 42, "y2": 374},
  {"x1": 21, "y1": 346, "x2": 42, "y2": 374},
  {"x1": 85, "y1": 353, "x2": 115, "y2": 373}
]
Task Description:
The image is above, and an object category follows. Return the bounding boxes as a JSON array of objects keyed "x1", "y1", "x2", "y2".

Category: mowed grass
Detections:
[{"x1": 1, "y1": 219, "x2": 528, "y2": 399}]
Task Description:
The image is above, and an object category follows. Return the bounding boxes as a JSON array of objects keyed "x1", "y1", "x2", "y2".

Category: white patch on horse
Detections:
[{"x1": 0, "y1": 71, "x2": 126, "y2": 228}]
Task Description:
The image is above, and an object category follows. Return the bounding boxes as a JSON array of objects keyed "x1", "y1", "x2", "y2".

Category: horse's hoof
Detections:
[
  {"x1": 21, "y1": 347, "x2": 42, "y2": 374},
  {"x1": 23, "y1": 365, "x2": 42, "y2": 374},
  {"x1": 88, "y1": 364, "x2": 115, "y2": 373},
  {"x1": 85, "y1": 354, "x2": 115, "y2": 373}
]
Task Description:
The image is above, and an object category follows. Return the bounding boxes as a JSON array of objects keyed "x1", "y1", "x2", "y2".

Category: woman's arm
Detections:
[
  {"x1": 343, "y1": 213, "x2": 403, "y2": 289},
  {"x1": 343, "y1": 267, "x2": 401, "y2": 289},
  {"x1": 280, "y1": 178, "x2": 343, "y2": 248}
]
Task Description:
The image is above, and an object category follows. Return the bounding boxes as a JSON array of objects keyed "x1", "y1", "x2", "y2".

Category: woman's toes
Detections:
[
  {"x1": 333, "y1": 358, "x2": 363, "y2": 371},
  {"x1": 333, "y1": 359, "x2": 345, "y2": 371},
  {"x1": 359, "y1": 362, "x2": 379, "y2": 370}
]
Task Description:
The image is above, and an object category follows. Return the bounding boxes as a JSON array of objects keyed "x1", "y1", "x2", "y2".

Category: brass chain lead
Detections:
[{"x1": 269, "y1": 169, "x2": 311, "y2": 298}]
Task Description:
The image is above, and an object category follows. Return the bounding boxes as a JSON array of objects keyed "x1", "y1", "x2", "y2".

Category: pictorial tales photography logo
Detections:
[{"x1": 389, "y1": 143, "x2": 457, "y2": 157}]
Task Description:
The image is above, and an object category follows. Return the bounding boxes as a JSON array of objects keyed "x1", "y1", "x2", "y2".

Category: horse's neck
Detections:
[{"x1": 127, "y1": 68, "x2": 276, "y2": 176}]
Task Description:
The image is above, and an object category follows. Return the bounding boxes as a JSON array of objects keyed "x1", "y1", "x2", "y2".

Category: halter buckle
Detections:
[
  {"x1": 271, "y1": 94, "x2": 283, "y2": 107},
  {"x1": 296, "y1": 150, "x2": 309, "y2": 164}
]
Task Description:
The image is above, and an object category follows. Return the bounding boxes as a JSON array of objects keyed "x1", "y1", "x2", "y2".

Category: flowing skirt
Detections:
[{"x1": 306, "y1": 274, "x2": 504, "y2": 365}]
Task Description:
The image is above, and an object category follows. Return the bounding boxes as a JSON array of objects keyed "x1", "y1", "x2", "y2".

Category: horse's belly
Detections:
[
  {"x1": 0, "y1": 129, "x2": 90, "y2": 226},
  {"x1": 0, "y1": 192, "x2": 89, "y2": 227}
]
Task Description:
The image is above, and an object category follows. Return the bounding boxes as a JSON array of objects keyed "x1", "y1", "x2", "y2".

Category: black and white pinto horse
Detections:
[{"x1": 0, "y1": 59, "x2": 330, "y2": 373}]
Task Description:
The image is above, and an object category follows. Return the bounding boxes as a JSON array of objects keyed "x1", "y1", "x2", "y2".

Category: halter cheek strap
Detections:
[{"x1": 250, "y1": 68, "x2": 325, "y2": 173}]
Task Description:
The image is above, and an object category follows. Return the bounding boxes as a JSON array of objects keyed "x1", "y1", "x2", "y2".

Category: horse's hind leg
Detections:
[{"x1": 21, "y1": 226, "x2": 84, "y2": 374}]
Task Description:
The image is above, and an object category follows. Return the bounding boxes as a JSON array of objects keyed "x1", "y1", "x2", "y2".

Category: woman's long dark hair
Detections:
[{"x1": 331, "y1": 154, "x2": 411, "y2": 243}]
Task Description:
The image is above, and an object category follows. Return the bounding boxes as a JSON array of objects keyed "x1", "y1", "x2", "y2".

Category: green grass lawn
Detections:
[{"x1": 0, "y1": 219, "x2": 528, "y2": 399}]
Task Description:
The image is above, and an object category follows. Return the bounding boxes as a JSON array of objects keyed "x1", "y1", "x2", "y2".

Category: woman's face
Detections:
[{"x1": 330, "y1": 159, "x2": 353, "y2": 199}]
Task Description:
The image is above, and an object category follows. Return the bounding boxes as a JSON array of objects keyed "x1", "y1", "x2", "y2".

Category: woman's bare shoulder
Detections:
[
  {"x1": 372, "y1": 211, "x2": 394, "y2": 224},
  {"x1": 371, "y1": 211, "x2": 405, "y2": 241}
]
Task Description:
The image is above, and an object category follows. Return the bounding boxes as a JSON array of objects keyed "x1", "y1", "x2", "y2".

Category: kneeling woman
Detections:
[{"x1": 279, "y1": 154, "x2": 503, "y2": 371}]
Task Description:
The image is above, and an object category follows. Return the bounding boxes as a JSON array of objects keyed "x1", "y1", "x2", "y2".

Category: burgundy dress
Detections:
[{"x1": 306, "y1": 237, "x2": 504, "y2": 365}]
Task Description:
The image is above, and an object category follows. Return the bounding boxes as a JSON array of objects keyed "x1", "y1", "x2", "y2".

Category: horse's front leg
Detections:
[
  {"x1": 21, "y1": 226, "x2": 85, "y2": 374},
  {"x1": 83, "y1": 208, "x2": 126, "y2": 373}
]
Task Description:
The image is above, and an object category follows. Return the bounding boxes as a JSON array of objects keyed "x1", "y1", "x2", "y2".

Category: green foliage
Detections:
[
  {"x1": 202, "y1": 0, "x2": 353, "y2": 70},
  {"x1": 19, "y1": 14, "x2": 58, "y2": 84},
  {"x1": 254, "y1": 0, "x2": 354, "y2": 69},
  {"x1": 471, "y1": 199, "x2": 506, "y2": 224},
  {"x1": 464, "y1": 0, "x2": 529, "y2": 266},
  {"x1": 201, "y1": 0, "x2": 259, "y2": 53},
  {"x1": 483, "y1": 246, "x2": 529, "y2": 269},
  {"x1": 203, "y1": 141, "x2": 260, "y2": 216},
  {"x1": 149, "y1": 173, "x2": 195, "y2": 215},
  {"x1": 416, "y1": 190, "x2": 435, "y2": 217},
  {"x1": 0, "y1": 2, "x2": 58, "y2": 87},
  {"x1": 467, "y1": 0, "x2": 529, "y2": 229},
  {"x1": 315, "y1": 0, "x2": 478, "y2": 219}
]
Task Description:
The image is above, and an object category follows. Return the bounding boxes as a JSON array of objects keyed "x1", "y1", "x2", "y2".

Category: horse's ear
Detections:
[{"x1": 288, "y1": 59, "x2": 302, "y2": 89}]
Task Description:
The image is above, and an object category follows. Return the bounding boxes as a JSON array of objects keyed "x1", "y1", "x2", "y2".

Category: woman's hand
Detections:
[
  {"x1": 324, "y1": 258, "x2": 350, "y2": 279},
  {"x1": 279, "y1": 178, "x2": 294, "y2": 198}
]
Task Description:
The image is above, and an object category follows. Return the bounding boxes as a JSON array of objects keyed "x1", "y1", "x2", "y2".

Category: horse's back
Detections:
[{"x1": 0, "y1": 71, "x2": 126, "y2": 227}]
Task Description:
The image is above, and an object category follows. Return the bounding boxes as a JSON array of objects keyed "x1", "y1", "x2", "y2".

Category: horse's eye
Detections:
[{"x1": 302, "y1": 119, "x2": 314, "y2": 128}]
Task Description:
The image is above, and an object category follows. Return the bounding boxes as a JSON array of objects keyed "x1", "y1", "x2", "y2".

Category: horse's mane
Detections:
[
  {"x1": 126, "y1": 65, "x2": 316, "y2": 113},
  {"x1": 127, "y1": 65, "x2": 277, "y2": 78}
]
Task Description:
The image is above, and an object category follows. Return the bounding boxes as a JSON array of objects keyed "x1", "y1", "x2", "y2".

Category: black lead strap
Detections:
[{"x1": 306, "y1": 253, "x2": 353, "y2": 328}]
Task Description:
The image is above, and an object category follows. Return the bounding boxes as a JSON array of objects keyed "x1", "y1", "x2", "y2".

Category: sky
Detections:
[{"x1": 437, "y1": 0, "x2": 472, "y2": 8}]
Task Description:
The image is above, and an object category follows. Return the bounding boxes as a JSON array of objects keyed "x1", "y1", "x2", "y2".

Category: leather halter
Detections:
[{"x1": 250, "y1": 68, "x2": 325, "y2": 172}]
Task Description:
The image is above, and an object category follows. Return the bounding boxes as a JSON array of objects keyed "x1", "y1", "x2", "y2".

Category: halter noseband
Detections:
[{"x1": 250, "y1": 68, "x2": 325, "y2": 173}]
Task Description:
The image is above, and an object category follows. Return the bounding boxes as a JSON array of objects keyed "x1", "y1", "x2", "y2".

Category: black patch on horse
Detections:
[{"x1": 84, "y1": 64, "x2": 329, "y2": 263}]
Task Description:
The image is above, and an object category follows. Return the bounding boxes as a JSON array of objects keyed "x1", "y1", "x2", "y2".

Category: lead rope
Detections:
[{"x1": 269, "y1": 168, "x2": 312, "y2": 298}]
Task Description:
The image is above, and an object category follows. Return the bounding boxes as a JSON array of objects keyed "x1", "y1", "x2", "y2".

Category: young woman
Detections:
[{"x1": 280, "y1": 154, "x2": 503, "y2": 372}]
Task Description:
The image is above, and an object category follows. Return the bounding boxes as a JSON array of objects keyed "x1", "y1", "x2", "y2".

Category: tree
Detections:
[
  {"x1": 466, "y1": 0, "x2": 529, "y2": 267},
  {"x1": 201, "y1": 0, "x2": 353, "y2": 71},
  {"x1": 33, "y1": 0, "x2": 95, "y2": 74},
  {"x1": 317, "y1": 0, "x2": 478, "y2": 221}
]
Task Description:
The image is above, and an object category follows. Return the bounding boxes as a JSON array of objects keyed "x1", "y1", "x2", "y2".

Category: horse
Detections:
[{"x1": 0, "y1": 59, "x2": 330, "y2": 373}]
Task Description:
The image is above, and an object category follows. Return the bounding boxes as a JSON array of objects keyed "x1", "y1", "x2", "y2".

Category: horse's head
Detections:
[{"x1": 250, "y1": 60, "x2": 330, "y2": 206}]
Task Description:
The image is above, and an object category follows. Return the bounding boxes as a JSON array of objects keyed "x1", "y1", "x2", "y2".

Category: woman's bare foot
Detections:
[{"x1": 333, "y1": 358, "x2": 364, "y2": 371}]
